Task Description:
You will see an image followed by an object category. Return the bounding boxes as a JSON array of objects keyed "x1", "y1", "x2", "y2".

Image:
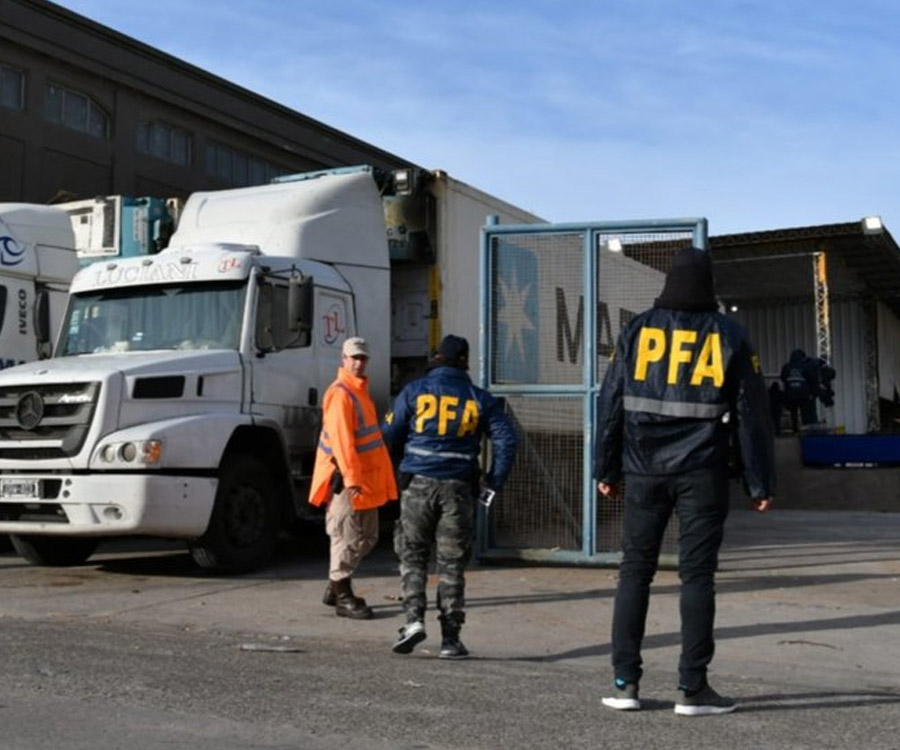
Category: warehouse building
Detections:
[{"x1": 0, "y1": 0, "x2": 414, "y2": 204}]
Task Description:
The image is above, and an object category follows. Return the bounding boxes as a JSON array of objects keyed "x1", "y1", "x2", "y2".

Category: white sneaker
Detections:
[
  {"x1": 392, "y1": 621, "x2": 426, "y2": 654},
  {"x1": 601, "y1": 681, "x2": 640, "y2": 711}
]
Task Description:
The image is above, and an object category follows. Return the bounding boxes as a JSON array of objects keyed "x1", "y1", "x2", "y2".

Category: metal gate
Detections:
[{"x1": 476, "y1": 217, "x2": 708, "y2": 565}]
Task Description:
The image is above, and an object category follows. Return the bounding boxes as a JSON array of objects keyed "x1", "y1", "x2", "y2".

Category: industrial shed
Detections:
[
  {"x1": 708, "y1": 219, "x2": 900, "y2": 510},
  {"x1": 711, "y1": 217, "x2": 900, "y2": 436}
]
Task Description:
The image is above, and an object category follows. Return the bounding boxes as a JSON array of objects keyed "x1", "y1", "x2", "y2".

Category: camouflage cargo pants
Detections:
[{"x1": 396, "y1": 474, "x2": 474, "y2": 630}]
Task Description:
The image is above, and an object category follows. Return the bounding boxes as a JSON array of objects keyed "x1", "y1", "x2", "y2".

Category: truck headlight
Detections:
[{"x1": 97, "y1": 440, "x2": 163, "y2": 466}]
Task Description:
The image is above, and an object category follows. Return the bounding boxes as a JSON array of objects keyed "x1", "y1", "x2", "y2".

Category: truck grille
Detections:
[{"x1": 0, "y1": 382, "x2": 100, "y2": 459}]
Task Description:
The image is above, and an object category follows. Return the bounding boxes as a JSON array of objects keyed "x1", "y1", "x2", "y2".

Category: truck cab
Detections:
[{"x1": 0, "y1": 169, "x2": 388, "y2": 571}]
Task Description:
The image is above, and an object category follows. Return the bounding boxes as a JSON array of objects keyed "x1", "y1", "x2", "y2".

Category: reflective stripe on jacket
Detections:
[
  {"x1": 309, "y1": 367, "x2": 398, "y2": 510},
  {"x1": 594, "y1": 307, "x2": 775, "y2": 500}
]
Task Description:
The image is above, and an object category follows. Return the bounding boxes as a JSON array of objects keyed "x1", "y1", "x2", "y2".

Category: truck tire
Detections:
[
  {"x1": 9, "y1": 534, "x2": 99, "y2": 566},
  {"x1": 189, "y1": 456, "x2": 278, "y2": 573}
]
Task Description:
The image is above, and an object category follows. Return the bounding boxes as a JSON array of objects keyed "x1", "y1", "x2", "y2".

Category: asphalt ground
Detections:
[{"x1": 1, "y1": 507, "x2": 898, "y2": 749}]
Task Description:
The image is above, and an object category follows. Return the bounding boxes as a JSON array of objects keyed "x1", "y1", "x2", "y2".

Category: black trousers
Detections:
[{"x1": 611, "y1": 467, "x2": 730, "y2": 692}]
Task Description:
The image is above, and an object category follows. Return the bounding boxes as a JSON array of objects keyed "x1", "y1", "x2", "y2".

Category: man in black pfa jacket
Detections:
[{"x1": 594, "y1": 247, "x2": 774, "y2": 716}]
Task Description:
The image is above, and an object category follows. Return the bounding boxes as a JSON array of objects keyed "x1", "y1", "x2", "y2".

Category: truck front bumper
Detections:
[{"x1": 0, "y1": 473, "x2": 217, "y2": 538}]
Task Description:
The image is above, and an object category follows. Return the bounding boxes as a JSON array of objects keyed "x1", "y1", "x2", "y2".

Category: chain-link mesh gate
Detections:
[{"x1": 477, "y1": 218, "x2": 708, "y2": 565}]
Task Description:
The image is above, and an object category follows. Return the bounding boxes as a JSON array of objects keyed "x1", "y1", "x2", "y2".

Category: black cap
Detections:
[
  {"x1": 435, "y1": 334, "x2": 469, "y2": 368},
  {"x1": 654, "y1": 247, "x2": 717, "y2": 312}
]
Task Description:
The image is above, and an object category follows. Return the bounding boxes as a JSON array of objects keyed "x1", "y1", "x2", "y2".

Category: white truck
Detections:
[
  {"x1": 0, "y1": 204, "x2": 80, "y2": 553},
  {"x1": 0, "y1": 204, "x2": 79, "y2": 369},
  {"x1": 0, "y1": 166, "x2": 539, "y2": 571}
]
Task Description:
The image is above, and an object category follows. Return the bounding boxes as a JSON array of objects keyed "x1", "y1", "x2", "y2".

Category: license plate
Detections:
[{"x1": 0, "y1": 479, "x2": 41, "y2": 499}]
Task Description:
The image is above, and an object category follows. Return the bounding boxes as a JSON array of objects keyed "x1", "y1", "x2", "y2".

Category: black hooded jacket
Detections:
[{"x1": 593, "y1": 249, "x2": 775, "y2": 500}]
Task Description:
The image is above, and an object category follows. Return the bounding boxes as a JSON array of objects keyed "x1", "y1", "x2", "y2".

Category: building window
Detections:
[
  {"x1": 0, "y1": 64, "x2": 24, "y2": 111},
  {"x1": 44, "y1": 83, "x2": 109, "y2": 138},
  {"x1": 205, "y1": 141, "x2": 287, "y2": 186},
  {"x1": 137, "y1": 121, "x2": 192, "y2": 166}
]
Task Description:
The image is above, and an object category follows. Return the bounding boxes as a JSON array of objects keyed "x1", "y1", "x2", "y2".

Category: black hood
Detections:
[{"x1": 654, "y1": 247, "x2": 718, "y2": 312}]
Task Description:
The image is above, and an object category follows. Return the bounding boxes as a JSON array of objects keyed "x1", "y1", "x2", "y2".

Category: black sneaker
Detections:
[
  {"x1": 392, "y1": 621, "x2": 426, "y2": 654},
  {"x1": 601, "y1": 678, "x2": 640, "y2": 711},
  {"x1": 674, "y1": 684, "x2": 736, "y2": 716},
  {"x1": 438, "y1": 637, "x2": 470, "y2": 660}
]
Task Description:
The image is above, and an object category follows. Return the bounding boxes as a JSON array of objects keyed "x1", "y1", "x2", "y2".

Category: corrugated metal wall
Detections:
[
  {"x1": 733, "y1": 298, "x2": 867, "y2": 433},
  {"x1": 877, "y1": 302, "x2": 900, "y2": 402}
]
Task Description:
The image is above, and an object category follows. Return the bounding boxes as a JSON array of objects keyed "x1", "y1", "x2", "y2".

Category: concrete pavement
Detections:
[
  {"x1": 2, "y1": 507, "x2": 899, "y2": 695},
  {"x1": 2, "y1": 507, "x2": 900, "y2": 749}
]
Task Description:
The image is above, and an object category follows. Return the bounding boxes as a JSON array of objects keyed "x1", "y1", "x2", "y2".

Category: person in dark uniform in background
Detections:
[
  {"x1": 382, "y1": 334, "x2": 518, "y2": 659},
  {"x1": 814, "y1": 357, "x2": 837, "y2": 410},
  {"x1": 594, "y1": 247, "x2": 775, "y2": 716},
  {"x1": 780, "y1": 349, "x2": 819, "y2": 431}
]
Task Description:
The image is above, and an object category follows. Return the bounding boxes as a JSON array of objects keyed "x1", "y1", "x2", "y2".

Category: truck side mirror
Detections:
[
  {"x1": 288, "y1": 275, "x2": 313, "y2": 335},
  {"x1": 33, "y1": 290, "x2": 51, "y2": 359}
]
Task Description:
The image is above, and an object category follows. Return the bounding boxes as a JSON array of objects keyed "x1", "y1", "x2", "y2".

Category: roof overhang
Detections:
[{"x1": 710, "y1": 220, "x2": 900, "y2": 317}]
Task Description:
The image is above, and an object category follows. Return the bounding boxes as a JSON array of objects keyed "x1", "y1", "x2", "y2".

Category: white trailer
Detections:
[{"x1": 389, "y1": 169, "x2": 543, "y2": 392}]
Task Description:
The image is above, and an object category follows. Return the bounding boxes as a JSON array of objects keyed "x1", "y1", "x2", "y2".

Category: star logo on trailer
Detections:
[
  {"x1": 497, "y1": 263, "x2": 536, "y2": 363},
  {"x1": 494, "y1": 242, "x2": 538, "y2": 382}
]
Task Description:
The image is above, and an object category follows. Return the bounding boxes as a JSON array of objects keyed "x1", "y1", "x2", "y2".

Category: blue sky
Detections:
[{"x1": 54, "y1": 0, "x2": 900, "y2": 235}]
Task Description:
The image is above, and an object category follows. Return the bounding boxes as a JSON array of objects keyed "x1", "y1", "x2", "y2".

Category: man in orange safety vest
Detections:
[{"x1": 309, "y1": 337, "x2": 398, "y2": 619}]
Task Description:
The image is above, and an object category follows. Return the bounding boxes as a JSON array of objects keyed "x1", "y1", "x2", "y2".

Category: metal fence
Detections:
[{"x1": 476, "y1": 218, "x2": 708, "y2": 565}]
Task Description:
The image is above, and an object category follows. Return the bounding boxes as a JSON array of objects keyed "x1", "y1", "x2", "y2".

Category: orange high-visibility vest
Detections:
[{"x1": 308, "y1": 367, "x2": 397, "y2": 510}]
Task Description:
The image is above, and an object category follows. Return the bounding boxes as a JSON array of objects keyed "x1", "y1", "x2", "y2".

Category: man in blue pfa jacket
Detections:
[
  {"x1": 383, "y1": 334, "x2": 517, "y2": 659},
  {"x1": 594, "y1": 247, "x2": 774, "y2": 716}
]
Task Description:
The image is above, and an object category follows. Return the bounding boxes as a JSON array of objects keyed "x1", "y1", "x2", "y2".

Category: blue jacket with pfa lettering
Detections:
[
  {"x1": 382, "y1": 366, "x2": 518, "y2": 489},
  {"x1": 594, "y1": 307, "x2": 775, "y2": 499}
]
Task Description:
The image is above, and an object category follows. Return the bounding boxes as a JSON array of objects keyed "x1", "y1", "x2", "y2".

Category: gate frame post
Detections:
[{"x1": 477, "y1": 217, "x2": 709, "y2": 565}]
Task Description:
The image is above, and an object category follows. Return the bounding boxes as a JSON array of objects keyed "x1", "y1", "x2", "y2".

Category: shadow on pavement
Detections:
[{"x1": 510, "y1": 608, "x2": 900, "y2": 663}]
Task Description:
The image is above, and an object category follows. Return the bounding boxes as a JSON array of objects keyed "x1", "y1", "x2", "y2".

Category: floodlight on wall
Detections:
[
  {"x1": 861, "y1": 215, "x2": 884, "y2": 235},
  {"x1": 605, "y1": 238, "x2": 623, "y2": 252}
]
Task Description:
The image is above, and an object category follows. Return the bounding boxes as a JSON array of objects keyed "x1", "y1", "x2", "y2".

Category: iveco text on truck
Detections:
[{"x1": 0, "y1": 204, "x2": 79, "y2": 369}]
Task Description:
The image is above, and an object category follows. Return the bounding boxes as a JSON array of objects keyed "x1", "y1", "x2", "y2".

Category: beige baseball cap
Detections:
[{"x1": 342, "y1": 337, "x2": 370, "y2": 358}]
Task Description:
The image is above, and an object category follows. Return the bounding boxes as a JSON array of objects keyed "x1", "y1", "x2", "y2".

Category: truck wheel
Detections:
[
  {"x1": 9, "y1": 534, "x2": 99, "y2": 566},
  {"x1": 189, "y1": 456, "x2": 278, "y2": 573}
]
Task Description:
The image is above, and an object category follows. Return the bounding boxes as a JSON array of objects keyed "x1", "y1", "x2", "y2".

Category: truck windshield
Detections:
[{"x1": 58, "y1": 281, "x2": 246, "y2": 355}]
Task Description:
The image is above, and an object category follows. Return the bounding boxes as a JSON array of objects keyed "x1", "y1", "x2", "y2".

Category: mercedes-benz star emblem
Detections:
[{"x1": 15, "y1": 391, "x2": 45, "y2": 431}]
